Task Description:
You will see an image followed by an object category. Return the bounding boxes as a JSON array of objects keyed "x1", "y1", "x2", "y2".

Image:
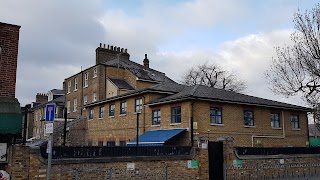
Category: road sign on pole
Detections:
[{"x1": 45, "y1": 104, "x2": 55, "y2": 122}]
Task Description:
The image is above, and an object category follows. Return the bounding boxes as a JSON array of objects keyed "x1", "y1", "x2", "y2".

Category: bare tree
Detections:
[
  {"x1": 266, "y1": 4, "x2": 320, "y2": 106},
  {"x1": 181, "y1": 62, "x2": 246, "y2": 92}
]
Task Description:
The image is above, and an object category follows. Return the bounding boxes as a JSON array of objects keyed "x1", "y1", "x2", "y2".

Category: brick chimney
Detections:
[
  {"x1": 0, "y1": 22, "x2": 21, "y2": 97},
  {"x1": 95, "y1": 43, "x2": 130, "y2": 64},
  {"x1": 143, "y1": 54, "x2": 149, "y2": 69},
  {"x1": 36, "y1": 93, "x2": 48, "y2": 103}
]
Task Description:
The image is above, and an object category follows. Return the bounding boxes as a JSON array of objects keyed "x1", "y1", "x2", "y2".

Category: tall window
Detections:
[
  {"x1": 291, "y1": 115, "x2": 300, "y2": 129},
  {"x1": 84, "y1": 95, "x2": 88, "y2": 104},
  {"x1": 84, "y1": 72, "x2": 88, "y2": 87},
  {"x1": 67, "y1": 101, "x2": 70, "y2": 113},
  {"x1": 107, "y1": 141, "x2": 115, "y2": 146},
  {"x1": 93, "y1": 93, "x2": 97, "y2": 102},
  {"x1": 67, "y1": 80, "x2": 71, "y2": 93},
  {"x1": 152, "y1": 109, "x2": 161, "y2": 125},
  {"x1": 171, "y1": 106, "x2": 181, "y2": 124},
  {"x1": 244, "y1": 110, "x2": 254, "y2": 126},
  {"x1": 89, "y1": 108, "x2": 94, "y2": 119},
  {"x1": 74, "y1": 77, "x2": 78, "y2": 91},
  {"x1": 271, "y1": 113, "x2": 280, "y2": 128},
  {"x1": 210, "y1": 107, "x2": 222, "y2": 124},
  {"x1": 120, "y1": 102, "x2": 127, "y2": 115},
  {"x1": 93, "y1": 68, "x2": 97, "y2": 78},
  {"x1": 135, "y1": 98, "x2": 142, "y2": 113},
  {"x1": 109, "y1": 104, "x2": 115, "y2": 116},
  {"x1": 99, "y1": 106, "x2": 105, "y2": 118},
  {"x1": 73, "y1": 98, "x2": 77, "y2": 112}
]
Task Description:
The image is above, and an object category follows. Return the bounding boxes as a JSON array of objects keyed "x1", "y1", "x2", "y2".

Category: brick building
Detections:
[
  {"x1": 62, "y1": 43, "x2": 311, "y2": 148},
  {"x1": 0, "y1": 22, "x2": 22, "y2": 138}
]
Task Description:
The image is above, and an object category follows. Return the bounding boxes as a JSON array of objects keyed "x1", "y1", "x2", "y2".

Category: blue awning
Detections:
[{"x1": 127, "y1": 128, "x2": 187, "y2": 146}]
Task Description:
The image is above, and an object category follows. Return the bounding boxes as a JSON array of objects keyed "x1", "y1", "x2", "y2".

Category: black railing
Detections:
[
  {"x1": 40, "y1": 145, "x2": 192, "y2": 159},
  {"x1": 236, "y1": 146, "x2": 320, "y2": 156}
]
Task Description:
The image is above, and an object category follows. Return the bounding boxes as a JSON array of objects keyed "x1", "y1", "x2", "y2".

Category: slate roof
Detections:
[
  {"x1": 108, "y1": 77, "x2": 135, "y2": 90},
  {"x1": 50, "y1": 89, "x2": 64, "y2": 95},
  {"x1": 146, "y1": 85, "x2": 311, "y2": 111},
  {"x1": 30, "y1": 95, "x2": 65, "y2": 110},
  {"x1": 103, "y1": 58, "x2": 174, "y2": 83}
]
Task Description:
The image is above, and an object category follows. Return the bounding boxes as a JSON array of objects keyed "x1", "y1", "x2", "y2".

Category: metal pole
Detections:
[
  {"x1": 63, "y1": 107, "x2": 67, "y2": 146},
  {"x1": 47, "y1": 133, "x2": 53, "y2": 180},
  {"x1": 23, "y1": 105, "x2": 28, "y2": 145},
  {"x1": 136, "y1": 113, "x2": 139, "y2": 146}
]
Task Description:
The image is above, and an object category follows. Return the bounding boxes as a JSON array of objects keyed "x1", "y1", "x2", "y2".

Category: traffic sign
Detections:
[
  {"x1": 45, "y1": 104, "x2": 55, "y2": 122},
  {"x1": 45, "y1": 123, "x2": 54, "y2": 134}
]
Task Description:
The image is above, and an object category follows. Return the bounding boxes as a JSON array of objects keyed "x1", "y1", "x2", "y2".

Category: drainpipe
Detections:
[
  {"x1": 142, "y1": 95, "x2": 146, "y2": 133},
  {"x1": 251, "y1": 110, "x2": 286, "y2": 147}
]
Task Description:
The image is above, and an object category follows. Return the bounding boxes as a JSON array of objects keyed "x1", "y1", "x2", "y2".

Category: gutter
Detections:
[{"x1": 251, "y1": 111, "x2": 286, "y2": 147}]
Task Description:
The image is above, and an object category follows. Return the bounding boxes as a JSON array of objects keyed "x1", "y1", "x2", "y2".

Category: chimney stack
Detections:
[
  {"x1": 96, "y1": 43, "x2": 130, "y2": 64},
  {"x1": 143, "y1": 54, "x2": 149, "y2": 69},
  {"x1": 35, "y1": 93, "x2": 48, "y2": 103}
]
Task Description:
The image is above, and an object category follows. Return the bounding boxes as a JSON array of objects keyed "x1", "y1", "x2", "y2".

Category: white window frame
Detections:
[
  {"x1": 84, "y1": 73, "x2": 88, "y2": 87},
  {"x1": 73, "y1": 98, "x2": 77, "y2": 112},
  {"x1": 84, "y1": 95, "x2": 88, "y2": 104},
  {"x1": 74, "y1": 77, "x2": 78, "y2": 91},
  {"x1": 67, "y1": 80, "x2": 71, "y2": 93},
  {"x1": 67, "y1": 101, "x2": 70, "y2": 113},
  {"x1": 93, "y1": 68, "x2": 97, "y2": 78},
  {"x1": 93, "y1": 93, "x2": 97, "y2": 102}
]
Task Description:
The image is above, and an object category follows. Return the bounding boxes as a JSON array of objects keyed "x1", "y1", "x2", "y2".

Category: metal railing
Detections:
[
  {"x1": 40, "y1": 145, "x2": 192, "y2": 159},
  {"x1": 236, "y1": 146, "x2": 320, "y2": 156}
]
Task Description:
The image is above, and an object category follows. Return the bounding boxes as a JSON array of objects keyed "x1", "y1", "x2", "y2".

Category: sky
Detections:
[{"x1": 1, "y1": 0, "x2": 319, "y2": 107}]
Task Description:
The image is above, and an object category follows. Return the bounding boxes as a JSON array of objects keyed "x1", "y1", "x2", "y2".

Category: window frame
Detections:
[
  {"x1": 271, "y1": 112, "x2": 281, "y2": 128},
  {"x1": 93, "y1": 93, "x2": 97, "y2": 102},
  {"x1": 107, "y1": 141, "x2": 115, "y2": 147},
  {"x1": 67, "y1": 80, "x2": 71, "y2": 93},
  {"x1": 244, "y1": 110, "x2": 254, "y2": 126},
  {"x1": 109, "y1": 104, "x2": 115, "y2": 117},
  {"x1": 135, "y1": 98, "x2": 142, "y2": 113},
  {"x1": 93, "y1": 68, "x2": 97, "y2": 78},
  {"x1": 152, "y1": 109, "x2": 161, "y2": 125},
  {"x1": 120, "y1": 101, "x2": 127, "y2": 115},
  {"x1": 67, "y1": 101, "x2": 70, "y2": 113},
  {"x1": 171, "y1": 106, "x2": 181, "y2": 124},
  {"x1": 83, "y1": 95, "x2": 88, "y2": 104},
  {"x1": 84, "y1": 72, "x2": 88, "y2": 87},
  {"x1": 291, "y1": 114, "x2": 300, "y2": 129},
  {"x1": 210, "y1": 107, "x2": 223, "y2": 124},
  {"x1": 74, "y1": 77, "x2": 78, "y2": 91},
  {"x1": 99, "y1": 106, "x2": 105, "y2": 119},
  {"x1": 89, "y1": 108, "x2": 94, "y2": 120},
  {"x1": 73, "y1": 98, "x2": 77, "y2": 112}
]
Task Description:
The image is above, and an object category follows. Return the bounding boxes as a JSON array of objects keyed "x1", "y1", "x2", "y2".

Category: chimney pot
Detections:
[
  {"x1": 143, "y1": 54, "x2": 149, "y2": 69},
  {"x1": 100, "y1": 43, "x2": 102, "y2": 48},
  {"x1": 117, "y1": 47, "x2": 120, "y2": 52},
  {"x1": 125, "y1": 49, "x2": 127, "y2": 53},
  {"x1": 108, "y1": 45, "x2": 110, "y2": 49},
  {"x1": 121, "y1": 48, "x2": 124, "y2": 52},
  {"x1": 104, "y1": 44, "x2": 106, "y2": 48},
  {"x1": 110, "y1": 46, "x2": 113, "y2": 50}
]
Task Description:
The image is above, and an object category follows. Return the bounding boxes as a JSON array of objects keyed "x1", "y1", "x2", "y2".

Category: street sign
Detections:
[
  {"x1": 45, "y1": 104, "x2": 55, "y2": 122},
  {"x1": 45, "y1": 123, "x2": 54, "y2": 134}
]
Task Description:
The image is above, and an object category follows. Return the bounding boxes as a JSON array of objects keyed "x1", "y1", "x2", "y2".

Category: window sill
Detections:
[
  {"x1": 73, "y1": 110, "x2": 77, "y2": 112},
  {"x1": 83, "y1": 86, "x2": 88, "y2": 88},
  {"x1": 292, "y1": 128, "x2": 301, "y2": 131},
  {"x1": 109, "y1": 116, "x2": 115, "y2": 118},
  {"x1": 67, "y1": 92, "x2": 70, "y2": 94},
  {"x1": 271, "y1": 127, "x2": 282, "y2": 130},
  {"x1": 98, "y1": 118, "x2": 104, "y2": 120},
  {"x1": 170, "y1": 123, "x2": 181, "y2": 126},
  {"x1": 88, "y1": 119, "x2": 93, "y2": 121},
  {"x1": 211, "y1": 123, "x2": 224, "y2": 126},
  {"x1": 152, "y1": 124, "x2": 160, "y2": 127},
  {"x1": 93, "y1": 76, "x2": 97, "y2": 78},
  {"x1": 74, "y1": 89, "x2": 78, "y2": 92},
  {"x1": 244, "y1": 125, "x2": 255, "y2": 128},
  {"x1": 119, "y1": 114, "x2": 126, "y2": 117}
]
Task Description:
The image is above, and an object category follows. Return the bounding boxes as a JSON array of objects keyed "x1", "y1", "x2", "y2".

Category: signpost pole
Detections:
[
  {"x1": 47, "y1": 133, "x2": 53, "y2": 180},
  {"x1": 45, "y1": 103, "x2": 55, "y2": 180}
]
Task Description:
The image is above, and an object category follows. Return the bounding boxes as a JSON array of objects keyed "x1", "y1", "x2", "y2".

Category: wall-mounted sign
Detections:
[
  {"x1": 193, "y1": 122, "x2": 198, "y2": 129},
  {"x1": 127, "y1": 163, "x2": 135, "y2": 170},
  {"x1": 233, "y1": 160, "x2": 242, "y2": 167},
  {"x1": 0, "y1": 143, "x2": 7, "y2": 162},
  {"x1": 187, "y1": 160, "x2": 199, "y2": 168}
]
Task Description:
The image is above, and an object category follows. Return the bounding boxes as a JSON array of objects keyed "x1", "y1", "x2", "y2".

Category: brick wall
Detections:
[{"x1": 0, "y1": 22, "x2": 20, "y2": 97}]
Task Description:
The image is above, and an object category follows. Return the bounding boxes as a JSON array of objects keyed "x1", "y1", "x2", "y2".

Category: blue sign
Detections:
[{"x1": 45, "y1": 104, "x2": 55, "y2": 122}]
